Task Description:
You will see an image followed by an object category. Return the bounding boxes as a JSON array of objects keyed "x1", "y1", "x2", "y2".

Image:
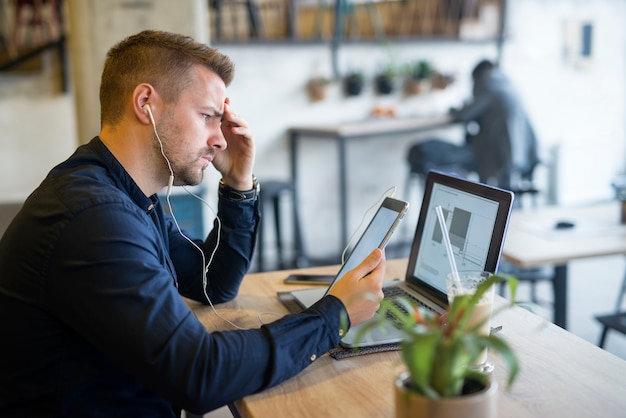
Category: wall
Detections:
[
  {"x1": 1, "y1": 0, "x2": 624, "y2": 263},
  {"x1": 503, "y1": 0, "x2": 626, "y2": 206},
  {"x1": 0, "y1": 49, "x2": 76, "y2": 201}
]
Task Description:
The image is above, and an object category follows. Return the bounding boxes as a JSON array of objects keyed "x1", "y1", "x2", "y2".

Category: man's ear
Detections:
[{"x1": 133, "y1": 83, "x2": 157, "y2": 125}]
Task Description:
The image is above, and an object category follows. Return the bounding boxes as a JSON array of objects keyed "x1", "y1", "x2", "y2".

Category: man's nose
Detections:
[{"x1": 209, "y1": 127, "x2": 227, "y2": 150}]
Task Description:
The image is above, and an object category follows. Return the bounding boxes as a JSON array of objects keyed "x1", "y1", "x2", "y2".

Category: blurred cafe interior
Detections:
[{"x1": 1, "y1": 0, "x2": 625, "y2": 383}]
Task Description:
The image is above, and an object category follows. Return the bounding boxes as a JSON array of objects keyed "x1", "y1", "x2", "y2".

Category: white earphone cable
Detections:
[
  {"x1": 147, "y1": 107, "x2": 249, "y2": 330},
  {"x1": 340, "y1": 186, "x2": 397, "y2": 264}
]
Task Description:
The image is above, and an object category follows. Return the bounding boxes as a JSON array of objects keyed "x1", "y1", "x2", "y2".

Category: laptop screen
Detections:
[{"x1": 405, "y1": 170, "x2": 514, "y2": 305}]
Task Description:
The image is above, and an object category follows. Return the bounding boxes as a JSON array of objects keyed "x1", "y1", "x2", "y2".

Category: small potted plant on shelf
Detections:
[
  {"x1": 431, "y1": 71, "x2": 455, "y2": 90},
  {"x1": 355, "y1": 274, "x2": 520, "y2": 418},
  {"x1": 343, "y1": 70, "x2": 365, "y2": 97},
  {"x1": 374, "y1": 64, "x2": 397, "y2": 95},
  {"x1": 403, "y1": 59, "x2": 435, "y2": 96},
  {"x1": 306, "y1": 75, "x2": 331, "y2": 102}
]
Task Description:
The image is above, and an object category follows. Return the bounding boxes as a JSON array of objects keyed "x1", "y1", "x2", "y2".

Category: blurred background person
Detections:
[{"x1": 450, "y1": 59, "x2": 540, "y2": 189}]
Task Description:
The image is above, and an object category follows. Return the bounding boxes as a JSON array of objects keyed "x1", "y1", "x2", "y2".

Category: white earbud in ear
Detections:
[
  {"x1": 144, "y1": 103, "x2": 174, "y2": 195},
  {"x1": 143, "y1": 104, "x2": 155, "y2": 127}
]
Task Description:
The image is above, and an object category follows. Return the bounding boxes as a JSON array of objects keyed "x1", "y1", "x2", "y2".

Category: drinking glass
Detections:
[{"x1": 445, "y1": 270, "x2": 495, "y2": 374}]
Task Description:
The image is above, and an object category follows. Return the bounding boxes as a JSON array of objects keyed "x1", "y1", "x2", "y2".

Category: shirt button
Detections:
[{"x1": 310, "y1": 354, "x2": 317, "y2": 362}]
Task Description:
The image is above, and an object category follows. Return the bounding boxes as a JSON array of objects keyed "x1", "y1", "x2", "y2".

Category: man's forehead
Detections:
[{"x1": 186, "y1": 66, "x2": 226, "y2": 109}]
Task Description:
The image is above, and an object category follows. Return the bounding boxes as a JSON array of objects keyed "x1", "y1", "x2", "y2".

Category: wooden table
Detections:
[
  {"x1": 502, "y1": 201, "x2": 626, "y2": 329},
  {"x1": 189, "y1": 258, "x2": 626, "y2": 418},
  {"x1": 288, "y1": 115, "x2": 455, "y2": 248}
]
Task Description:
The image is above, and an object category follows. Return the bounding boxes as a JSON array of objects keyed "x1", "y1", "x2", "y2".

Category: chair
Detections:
[
  {"x1": 256, "y1": 180, "x2": 307, "y2": 272},
  {"x1": 497, "y1": 260, "x2": 554, "y2": 308},
  {"x1": 497, "y1": 159, "x2": 555, "y2": 311},
  {"x1": 404, "y1": 138, "x2": 474, "y2": 200},
  {"x1": 158, "y1": 189, "x2": 206, "y2": 239},
  {"x1": 595, "y1": 268, "x2": 626, "y2": 348},
  {"x1": 499, "y1": 160, "x2": 556, "y2": 312}
]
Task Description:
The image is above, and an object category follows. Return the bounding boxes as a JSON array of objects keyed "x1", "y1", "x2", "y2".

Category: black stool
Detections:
[{"x1": 257, "y1": 180, "x2": 307, "y2": 272}]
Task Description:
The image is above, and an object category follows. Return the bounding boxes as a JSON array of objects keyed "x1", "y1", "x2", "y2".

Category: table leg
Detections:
[
  {"x1": 338, "y1": 135, "x2": 348, "y2": 247},
  {"x1": 552, "y1": 264, "x2": 568, "y2": 329},
  {"x1": 289, "y1": 130, "x2": 299, "y2": 227},
  {"x1": 290, "y1": 131, "x2": 348, "y2": 255}
]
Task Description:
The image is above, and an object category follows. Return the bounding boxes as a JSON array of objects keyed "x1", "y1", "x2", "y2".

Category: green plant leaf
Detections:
[
  {"x1": 401, "y1": 330, "x2": 440, "y2": 398},
  {"x1": 350, "y1": 274, "x2": 520, "y2": 400},
  {"x1": 484, "y1": 335, "x2": 520, "y2": 388}
]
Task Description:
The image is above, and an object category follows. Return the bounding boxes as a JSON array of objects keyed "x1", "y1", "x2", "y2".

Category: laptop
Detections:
[{"x1": 290, "y1": 170, "x2": 514, "y2": 348}]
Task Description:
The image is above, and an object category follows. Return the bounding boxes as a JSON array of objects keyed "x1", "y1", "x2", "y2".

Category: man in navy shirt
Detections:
[{"x1": 0, "y1": 30, "x2": 385, "y2": 417}]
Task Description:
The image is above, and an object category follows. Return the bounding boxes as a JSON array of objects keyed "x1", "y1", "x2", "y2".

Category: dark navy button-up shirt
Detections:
[{"x1": 0, "y1": 137, "x2": 345, "y2": 417}]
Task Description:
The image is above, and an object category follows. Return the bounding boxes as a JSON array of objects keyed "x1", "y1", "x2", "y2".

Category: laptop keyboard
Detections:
[{"x1": 382, "y1": 286, "x2": 435, "y2": 323}]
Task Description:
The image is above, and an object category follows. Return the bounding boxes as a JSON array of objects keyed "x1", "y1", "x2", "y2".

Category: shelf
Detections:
[{"x1": 0, "y1": 35, "x2": 68, "y2": 92}]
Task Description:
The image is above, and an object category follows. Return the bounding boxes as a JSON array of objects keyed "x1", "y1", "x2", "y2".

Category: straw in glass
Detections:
[{"x1": 435, "y1": 205, "x2": 461, "y2": 286}]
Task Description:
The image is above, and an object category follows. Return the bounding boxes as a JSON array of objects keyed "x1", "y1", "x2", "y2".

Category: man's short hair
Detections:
[{"x1": 100, "y1": 30, "x2": 235, "y2": 126}]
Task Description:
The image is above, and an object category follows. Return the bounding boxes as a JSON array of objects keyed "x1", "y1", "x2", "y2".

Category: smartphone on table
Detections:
[{"x1": 283, "y1": 274, "x2": 335, "y2": 285}]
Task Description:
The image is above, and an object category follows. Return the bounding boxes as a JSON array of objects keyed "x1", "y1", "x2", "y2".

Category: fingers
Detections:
[
  {"x1": 359, "y1": 249, "x2": 386, "y2": 301},
  {"x1": 355, "y1": 248, "x2": 385, "y2": 281},
  {"x1": 223, "y1": 102, "x2": 245, "y2": 128},
  {"x1": 215, "y1": 99, "x2": 255, "y2": 185},
  {"x1": 222, "y1": 102, "x2": 253, "y2": 145},
  {"x1": 354, "y1": 248, "x2": 386, "y2": 293},
  {"x1": 326, "y1": 249, "x2": 387, "y2": 325}
]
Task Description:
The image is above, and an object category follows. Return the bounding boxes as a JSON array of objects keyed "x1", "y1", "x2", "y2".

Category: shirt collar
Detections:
[{"x1": 89, "y1": 136, "x2": 158, "y2": 213}]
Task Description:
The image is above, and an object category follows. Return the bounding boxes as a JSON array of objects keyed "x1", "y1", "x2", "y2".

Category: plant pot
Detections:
[
  {"x1": 343, "y1": 74, "x2": 364, "y2": 96},
  {"x1": 431, "y1": 73, "x2": 454, "y2": 90},
  {"x1": 404, "y1": 78, "x2": 431, "y2": 96},
  {"x1": 306, "y1": 79, "x2": 327, "y2": 102},
  {"x1": 394, "y1": 372, "x2": 498, "y2": 418},
  {"x1": 375, "y1": 74, "x2": 394, "y2": 95}
]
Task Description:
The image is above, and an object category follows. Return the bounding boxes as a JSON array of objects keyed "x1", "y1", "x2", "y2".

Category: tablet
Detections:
[
  {"x1": 289, "y1": 196, "x2": 409, "y2": 309},
  {"x1": 326, "y1": 196, "x2": 409, "y2": 293}
]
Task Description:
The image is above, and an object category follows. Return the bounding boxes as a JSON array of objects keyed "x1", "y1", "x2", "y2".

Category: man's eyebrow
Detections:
[{"x1": 202, "y1": 106, "x2": 223, "y2": 118}]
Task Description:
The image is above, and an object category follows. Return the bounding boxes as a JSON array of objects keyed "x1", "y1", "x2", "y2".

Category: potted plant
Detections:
[
  {"x1": 306, "y1": 76, "x2": 331, "y2": 102},
  {"x1": 374, "y1": 64, "x2": 397, "y2": 95},
  {"x1": 343, "y1": 70, "x2": 365, "y2": 97},
  {"x1": 404, "y1": 59, "x2": 435, "y2": 96},
  {"x1": 431, "y1": 71, "x2": 455, "y2": 90},
  {"x1": 356, "y1": 274, "x2": 520, "y2": 418}
]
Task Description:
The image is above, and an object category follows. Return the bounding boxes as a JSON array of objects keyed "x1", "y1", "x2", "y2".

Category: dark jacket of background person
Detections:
[{"x1": 450, "y1": 60, "x2": 539, "y2": 189}]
